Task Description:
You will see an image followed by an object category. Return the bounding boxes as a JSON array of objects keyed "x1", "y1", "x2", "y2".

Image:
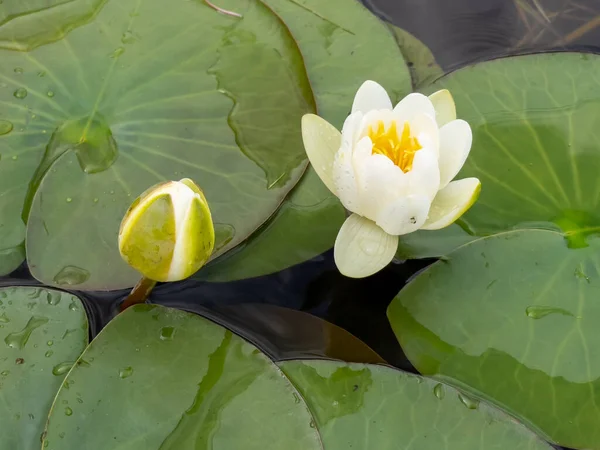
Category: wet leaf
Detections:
[
  {"x1": 280, "y1": 359, "x2": 553, "y2": 449},
  {"x1": 0, "y1": 285, "x2": 87, "y2": 450},
  {"x1": 388, "y1": 229, "x2": 600, "y2": 449},
  {"x1": 388, "y1": 25, "x2": 443, "y2": 89},
  {"x1": 0, "y1": 0, "x2": 314, "y2": 289},
  {"x1": 398, "y1": 52, "x2": 600, "y2": 259},
  {"x1": 43, "y1": 304, "x2": 322, "y2": 450}
]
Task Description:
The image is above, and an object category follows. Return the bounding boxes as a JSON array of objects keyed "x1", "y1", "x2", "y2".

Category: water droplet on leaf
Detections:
[
  {"x1": 458, "y1": 393, "x2": 479, "y2": 410},
  {"x1": 13, "y1": 88, "x2": 27, "y2": 99},
  {"x1": 119, "y1": 366, "x2": 133, "y2": 379},
  {"x1": 0, "y1": 313, "x2": 9, "y2": 323},
  {"x1": 4, "y1": 316, "x2": 49, "y2": 349},
  {"x1": 159, "y1": 326, "x2": 175, "y2": 341},
  {"x1": 0, "y1": 120, "x2": 13, "y2": 136},
  {"x1": 47, "y1": 90, "x2": 55, "y2": 98},
  {"x1": 64, "y1": 407, "x2": 73, "y2": 416},
  {"x1": 52, "y1": 361, "x2": 74, "y2": 376},
  {"x1": 53, "y1": 266, "x2": 90, "y2": 286},
  {"x1": 433, "y1": 383, "x2": 445, "y2": 400},
  {"x1": 526, "y1": 305, "x2": 575, "y2": 319}
]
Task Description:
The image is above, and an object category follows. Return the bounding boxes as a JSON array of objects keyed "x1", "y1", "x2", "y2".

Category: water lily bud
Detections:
[{"x1": 118, "y1": 178, "x2": 215, "y2": 282}]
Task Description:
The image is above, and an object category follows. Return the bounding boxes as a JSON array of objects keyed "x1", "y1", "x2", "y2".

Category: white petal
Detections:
[
  {"x1": 357, "y1": 109, "x2": 395, "y2": 141},
  {"x1": 393, "y1": 93, "x2": 436, "y2": 122},
  {"x1": 375, "y1": 194, "x2": 431, "y2": 236},
  {"x1": 353, "y1": 149, "x2": 407, "y2": 220},
  {"x1": 301, "y1": 114, "x2": 341, "y2": 194},
  {"x1": 341, "y1": 111, "x2": 363, "y2": 148},
  {"x1": 438, "y1": 119, "x2": 473, "y2": 189},
  {"x1": 421, "y1": 178, "x2": 481, "y2": 230},
  {"x1": 406, "y1": 146, "x2": 440, "y2": 201},
  {"x1": 334, "y1": 214, "x2": 398, "y2": 278},
  {"x1": 410, "y1": 112, "x2": 440, "y2": 158},
  {"x1": 332, "y1": 140, "x2": 360, "y2": 212},
  {"x1": 352, "y1": 80, "x2": 393, "y2": 114},
  {"x1": 429, "y1": 89, "x2": 456, "y2": 127}
]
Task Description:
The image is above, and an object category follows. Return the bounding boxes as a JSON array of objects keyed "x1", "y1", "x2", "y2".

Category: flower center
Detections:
[{"x1": 368, "y1": 121, "x2": 421, "y2": 172}]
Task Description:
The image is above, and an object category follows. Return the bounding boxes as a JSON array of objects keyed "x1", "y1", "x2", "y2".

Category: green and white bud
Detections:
[{"x1": 118, "y1": 178, "x2": 215, "y2": 282}]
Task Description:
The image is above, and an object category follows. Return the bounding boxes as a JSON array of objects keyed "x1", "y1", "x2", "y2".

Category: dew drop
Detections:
[
  {"x1": 1, "y1": 370, "x2": 9, "y2": 376},
  {"x1": 45, "y1": 350, "x2": 54, "y2": 358},
  {"x1": 458, "y1": 393, "x2": 479, "y2": 410},
  {"x1": 110, "y1": 47, "x2": 125, "y2": 58},
  {"x1": 433, "y1": 383, "x2": 445, "y2": 400},
  {"x1": 47, "y1": 292, "x2": 61, "y2": 306},
  {"x1": 38, "y1": 71, "x2": 46, "y2": 77},
  {"x1": 0, "y1": 313, "x2": 9, "y2": 323},
  {"x1": 47, "y1": 90, "x2": 55, "y2": 98},
  {"x1": 13, "y1": 88, "x2": 27, "y2": 99},
  {"x1": 93, "y1": 198, "x2": 99, "y2": 203},
  {"x1": 525, "y1": 306, "x2": 575, "y2": 320},
  {"x1": 0, "y1": 120, "x2": 13, "y2": 136},
  {"x1": 121, "y1": 31, "x2": 136, "y2": 44},
  {"x1": 119, "y1": 366, "x2": 133, "y2": 379},
  {"x1": 11, "y1": 155, "x2": 17, "y2": 160},
  {"x1": 66, "y1": 197, "x2": 72, "y2": 203},
  {"x1": 4, "y1": 316, "x2": 49, "y2": 349},
  {"x1": 47, "y1": 340, "x2": 53, "y2": 347},
  {"x1": 159, "y1": 326, "x2": 175, "y2": 341},
  {"x1": 52, "y1": 361, "x2": 74, "y2": 376},
  {"x1": 53, "y1": 266, "x2": 90, "y2": 286},
  {"x1": 14, "y1": 67, "x2": 23, "y2": 74},
  {"x1": 64, "y1": 407, "x2": 73, "y2": 416}
]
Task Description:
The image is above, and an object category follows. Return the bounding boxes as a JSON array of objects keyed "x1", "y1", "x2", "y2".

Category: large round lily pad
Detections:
[
  {"x1": 0, "y1": 285, "x2": 88, "y2": 450},
  {"x1": 43, "y1": 304, "x2": 322, "y2": 449},
  {"x1": 1, "y1": 0, "x2": 316, "y2": 289},
  {"x1": 388, "y1": 229, "x2": 600, "y2": 449},
  {"x1": 397, "y1": 52, "x2": 600, "y2": 259},
  {"x1": 280, "y1": 359, "x2": 553, "y2": 449}
]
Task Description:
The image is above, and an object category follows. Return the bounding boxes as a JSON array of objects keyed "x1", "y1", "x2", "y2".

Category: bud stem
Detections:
[{"x1": 120, "y1": 277, "x2": 157, "y2": 311}]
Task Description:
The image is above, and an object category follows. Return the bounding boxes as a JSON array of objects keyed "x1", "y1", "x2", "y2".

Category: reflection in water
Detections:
[{"x1": 363, "y1": 0, "x2": 600, "y2": 71}]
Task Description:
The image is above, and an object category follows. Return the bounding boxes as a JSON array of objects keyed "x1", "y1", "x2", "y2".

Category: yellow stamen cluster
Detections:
[{"x1": 368, "y1": 121, "x2": 422, "y2": 172}]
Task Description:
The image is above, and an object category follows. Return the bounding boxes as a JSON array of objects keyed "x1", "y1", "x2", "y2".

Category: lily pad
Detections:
[
  {"x1": 388, "y1": 229, "x2": 600, "y2": 449},
  {"x1": 280, "y1": 359, "x2": 553, "y2": 449},
  {"x1": 0, "y1": 285, "x2": 88, "y2": 450},
  {"x1": 397, "y1": 52, "x2": 600, "y2": 259},
  {"x1": 1, "y1": 0, "x2": 316, "y2": 289},
  {"x1": 198, "y1": 0, "x2": 411, "y2": 281},
  {"x1": 43, "y1": 304, "x2": 322, "y2": 450},
  {"x1": 388, "y1": 25, "x2": 443, "y2": 89},
  {"x1": 198, "y1": 167, "x2": 345, "y2": 281}
]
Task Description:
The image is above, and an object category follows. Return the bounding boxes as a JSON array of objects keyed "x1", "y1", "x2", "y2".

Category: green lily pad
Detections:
[
  {"x1": 43, "y1": 304, "x2": 322, "y2": 450},
  {"x1": 198, "y1": 0, "x2": 411, "y2": 281},
  {"x1": 0, "y1": 285, "x2": 88, "y2": 450},
  {"x1": 280, "y1": 359, "x2": 553, "y2": 449},
  {"x1": 397, "y1": 52, "x2": 600, "y2": 259},
  {"x1": 388, "y1": 229, "x2": 600, "y2": 449},
  {"x1": 1, "y1": 0, "x2": 316, "y2": 289},
  {"x1": 198, "y1": 167, "x2": 345, "y2": 281},
  {"x1": 387, "y1": 25, "x2": 443, "y2": 90}
]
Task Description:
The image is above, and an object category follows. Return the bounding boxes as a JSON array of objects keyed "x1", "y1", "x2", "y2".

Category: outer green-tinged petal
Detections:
[
  {"x1": 301, "y1": 114, "x2": 342, "y2": 194},
  {"x1": 119, "y1": 179, "x2": 214, "y2": 282},
  {"x1": 438, "y1": 119, "x2": 473, "y2": 188},
  {"x1": 421, "y1": 178, "x2": 481, "y2": 230},
  {"x1": 351, "y1": 80, "x2": 392, "y2": 114},
  {"x1": 334, "y1": 213, "x2": 398, "y2": 278},
  {"x1": 429, "y1": 89, "x2": 456, "y2": 127}
]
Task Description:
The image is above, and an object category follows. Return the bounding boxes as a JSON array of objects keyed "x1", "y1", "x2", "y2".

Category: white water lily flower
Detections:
[
  {"x1": 119, "y1": 178, "x2": 215, "y2": 282},
  {"x1": 301, "y1": 81, "x2": 480, "y2": 278}
]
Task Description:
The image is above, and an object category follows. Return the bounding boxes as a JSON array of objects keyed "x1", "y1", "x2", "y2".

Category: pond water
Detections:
[{"x1": 1, "y1": 0, "x2": 599, "y2": 448}]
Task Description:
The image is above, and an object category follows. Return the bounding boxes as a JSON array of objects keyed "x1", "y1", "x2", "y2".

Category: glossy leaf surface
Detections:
[
  {"x1": 0, "y1": 286, "x2": 87, "y2": 450},
  {"x1": 280, "y1": 359, "x2": 553, "y2": 449},
  {"x1": 43, "y1": 304, "x2": 322, "y2": 450},
  {"x1": 398, "y1": 52, "x2": 600, "y2": 259},
  {"x1": 389, "y1": 229, "x2": 600, "y2": 449}
]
